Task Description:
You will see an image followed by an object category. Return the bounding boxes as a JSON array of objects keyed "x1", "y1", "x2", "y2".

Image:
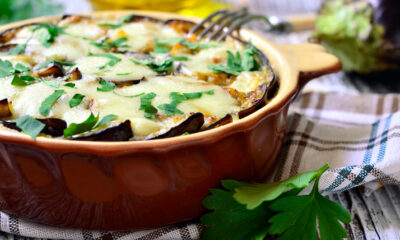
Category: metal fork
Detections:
[{"x1": 188, "y1": 9, "x2": 292, "y2": 42}]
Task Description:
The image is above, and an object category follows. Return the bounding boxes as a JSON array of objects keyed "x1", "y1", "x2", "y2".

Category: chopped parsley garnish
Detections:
[
  {"x1": 153, "y1": 45, "x2": 169, "y2": 53},
  {"x1": 11, "y1": 75, "x2": 35, "y2": 86},
  {"x1": 116, "y1": 72, "x2": 131, "y2": 76},
  {"x1": 131, "y1": 56, "x2": 187, "y2": 72},
  {"x1": 0, "y1": 60, "x2": 31, "y2": 78},
  {"x1": 113, "y1": 91, "x2": 145, "y2": 98},
  {"x1": 208, "y1": 46, "x2": 261, "y2": 75},
  {"x1": 88, "y1": 53, "x2": 121, "y2": 70},
  {"x1": 14, "y1": 115, "x2": 45, "y2": 139},
  {"x1": 63, "y1": 82, "x2": 76, "y2": 88},
  {"x1": 39, "y1": 89, "x2": 65, "y2": 116},
  {"x1": 32, "y1": 23, "x2": 65, "y2": 48},
  {"x1": 95, "y1": 114, "x2": 117, "y2": 128},
  {"x1": 63, "y1": 112, "x2": 99, "y2": 137},
  {"x1": 98, "y1": 14, "x2": 135, "y2": 29},
  {"x1": 68, "y1": 93, "x2": 85, "y2": 108},
  {"x1": 200, "y1": 164, "x2": 351, "y2": 240},
  {"x1": 154, "y1": 38, "x2": 219, "y2": 50},
  {"x1": 37, "y1": 59, "x2": 75, "y2": 70},
  {"x1": 14, "y1": 63, "x2": 30, "y2": 73},
  {"x1": 38, "y1": 79, "x2": 60, "y2": 88},
  {"x1": 0, "y1": 59, "x2": 15, "y2": 77},
  {"x1": 97, "y1": 78, "x2": 115, "y2": 92},
  {"x1": 139, "y1": 92, "x2": 158, "y2": 119},
  {"x1": 63, "y1": 112, "x2": 119, "y2": 137},
  {"x1": 9, "y1": 43, "x2": 27, "y2": 55},
  {"x1": 90, "y1": 37, "x2": 129, "y2": 50},
  {"x1": 158, "y1": 90, "x2": 214, "y2": 116}
]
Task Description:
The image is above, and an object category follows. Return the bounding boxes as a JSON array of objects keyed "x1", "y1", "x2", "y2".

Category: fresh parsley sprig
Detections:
[
  {"x1": 200, "y1": 164, "x2": 351, "y2": 240},
  {"x1": 208, "y1": 46, "x2": 261, "y2": 75},
  {"x1": 131, "y1": 56, "x2": 188, "y2": 72},
  {"x1": 154, "y1": 38, "x2": 219, "y2": 50},
  {"x1": 158, "y1": 90, "x2": 214, "y2": 116}
]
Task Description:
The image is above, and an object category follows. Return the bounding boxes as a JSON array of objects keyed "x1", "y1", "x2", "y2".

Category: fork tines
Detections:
[{"x1": 189, "y1": 9, "x2": 272, "y2": 42}]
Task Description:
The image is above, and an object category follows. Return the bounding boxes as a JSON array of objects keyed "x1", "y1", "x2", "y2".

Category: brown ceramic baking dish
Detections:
[{"x1": 0, "y1": 11, "x2": 341, "y2": 230}]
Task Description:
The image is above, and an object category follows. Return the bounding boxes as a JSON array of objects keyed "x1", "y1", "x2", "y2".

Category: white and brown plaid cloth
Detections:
[{"x1": 1, "y1": 90, "x2": 400, "y2": 239}]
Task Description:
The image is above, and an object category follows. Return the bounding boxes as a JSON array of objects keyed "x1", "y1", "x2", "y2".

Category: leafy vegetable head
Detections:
[{"x1": 312, "y1": 0, "x2": 398, "y2": 73}]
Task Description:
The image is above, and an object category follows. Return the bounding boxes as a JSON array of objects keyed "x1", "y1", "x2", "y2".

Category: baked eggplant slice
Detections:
[
  {"x1": 0, "y1": 99, "x2": 12, "y2": 118},
  {"x1": 148, "y1": 112, "x2": 204, "y2": 140},
  {"x1": 0, "y1": 118, "x2": 67, "y2": 137},
  {"x1": 238, "y1": 83, "x2": 268, "y2": 119},
  {"x1": 203, "y1": 114, "x2": 233, "y2": 131},
  {"x1": 112, "y1": 78, "x2": 143, "y2": 87},
  {"x1": 71, "y1": 120, "x2": 133, "y2": 141},
  {"x1": 67, "y1": 67, "x2": 82, "y2": 81},
  {"x1": 37, "y1": 63, "x2": 64, "y2": 78}
]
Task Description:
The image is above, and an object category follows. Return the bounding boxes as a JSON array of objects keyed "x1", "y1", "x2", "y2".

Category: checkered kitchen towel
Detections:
[{"x1": 2, "y1": 92, "x2": 400, "y2": 239}]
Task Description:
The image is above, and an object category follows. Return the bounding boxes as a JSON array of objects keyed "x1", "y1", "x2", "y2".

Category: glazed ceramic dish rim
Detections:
[{"x1": 0, "y1": 11, "x2": 324, "y2": 153}]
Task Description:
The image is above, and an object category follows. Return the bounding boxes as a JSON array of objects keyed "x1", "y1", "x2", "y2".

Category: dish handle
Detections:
[{"x1": 279, "y1": 43, "x2": 342, "y2": 89}]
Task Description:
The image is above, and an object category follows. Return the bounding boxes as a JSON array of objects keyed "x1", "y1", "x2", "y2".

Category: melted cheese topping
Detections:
[{"x1": 0, "y1": 15, "x2": 274, "y2": 140}]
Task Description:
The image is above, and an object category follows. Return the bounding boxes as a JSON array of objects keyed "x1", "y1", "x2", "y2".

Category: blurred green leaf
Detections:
[{"x1": 0, "y1": 0, "x2": 63, "y2": 25}]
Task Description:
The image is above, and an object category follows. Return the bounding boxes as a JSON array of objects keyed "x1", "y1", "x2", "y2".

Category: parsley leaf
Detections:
[
  {"x1": 269, "y1": 167, "x2": 351, "y2": 240},
  {"x1": 233, "y1": 167, "x2": 323, "y2": 209},
  {"x1": 153, "y1": 45, "x2": 169, "y2": 53},
  {"x1": 11, "y1": 75, "x2": 35, "y2": 86},
  {"x1": 63, "y1": 82, "x2": 76, "y2": 88},
  {"x1": 95, "y1": 114, "x2": 118, "y2": 128},
  {"x1": 39, "y1": 89, "x2": 64, "y2": 116},
  {"x1": 14, "y1": 63, "x2": 30, "y2": 73},
  {"x1": 98, "y1": 14, "x2": 135, "y2": 29},
  {"x1": 208, "y1": 47, "x2": 261, "y2": 75},
  {"x1": 63, "y1": 112, "x2": 99, "y2": 137},
  {"x1": 68, "y1": 93, "x2": 85, "y2": 108},
  {"x1": 97, "y1": 78, "x2": 115, "y2": 92},
  {"x1": 131, "y1": 56, "x2": 187, "y2": 72},
  {"x1": 200, "y1": 180, "x2": 272, "y2": 240},
  {"x1": 14, "y1": 115, "x2": 45, "y2": 139},
  {"x1": 90, "y1": 37, "x2": 129, "y2": 50},
  {"x1": 89, "y1": 53, "x2": 121, "y2": 70},
  {"x1": 158, "y1": 90, "x2": 214, "y2": 116},
  {"x1": 8, "y1": 43, "x2": 27, "y2": 55},
  {"x1": 200, "y1": 164, "x2": 351, "y2": 240},
  {"x1": 32, "y1": 23, "x2": 64, "y2": 48},
  {"x1": 0, "y1": 59, "x2": 15, "y2": 77},
  {"x1": 37, "y1": 59, "x2": 75, "y2": 70},
  {"x1": 139, "y1": 92, "x2": 158, "y2": 119},
  {"x1": 154, "y1": 38, "x2": 219, "y2": 50},
  {"x1": 113, "y1": 91, "x2": 145, "y2": 98},
  {"x1": 38, "y1": 79, "x2": 60, "y2": 88}
]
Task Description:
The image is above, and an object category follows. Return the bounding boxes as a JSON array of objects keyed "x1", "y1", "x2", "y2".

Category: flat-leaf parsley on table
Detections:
[{"x1": 200, "y1": 164, "x2": 351, "y2": 240}]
